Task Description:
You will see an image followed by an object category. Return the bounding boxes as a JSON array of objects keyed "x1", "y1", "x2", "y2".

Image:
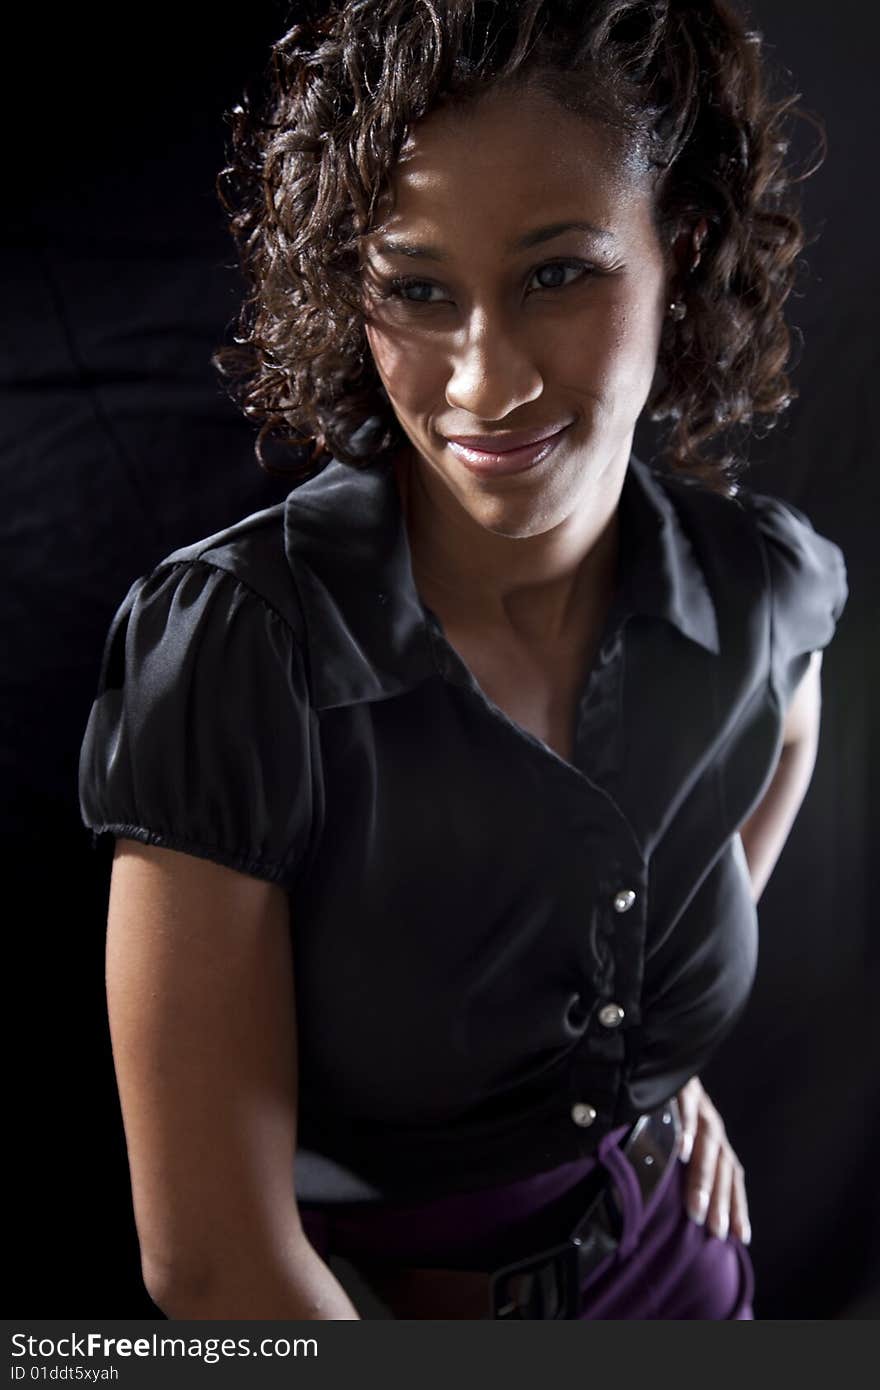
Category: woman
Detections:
[{"x1": 79, "y1": 0, "x2": 848, "y2": 1319}]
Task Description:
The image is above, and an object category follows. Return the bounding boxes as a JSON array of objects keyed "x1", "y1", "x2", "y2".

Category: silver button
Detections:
[
  {"x1": 598, "y1": 1002, "x2": 625, "y2": 1029},
  {"x1": 613, "y1": 888, "x2": 636, "y2": 913},
  {"x1": 571, "y1": 1102, "x2": 597, "y2": 1128}
]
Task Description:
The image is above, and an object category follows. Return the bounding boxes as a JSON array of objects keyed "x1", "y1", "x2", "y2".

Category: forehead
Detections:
[{"x1": 372, "y1": 85, "x2": 654, "y2": 246}]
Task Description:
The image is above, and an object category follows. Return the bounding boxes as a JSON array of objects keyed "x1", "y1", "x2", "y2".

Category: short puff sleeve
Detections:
[
  {"x1": 746, "y1": 491, "x2": 849, "y2": 713},
  {"x1": 78, "y1": 560, "x2": 315, "y2": 888}
]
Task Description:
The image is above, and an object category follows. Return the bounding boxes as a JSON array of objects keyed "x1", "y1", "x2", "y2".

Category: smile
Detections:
[{"x1": 443, "y1": 425, "x2": 572, "y2": 478}]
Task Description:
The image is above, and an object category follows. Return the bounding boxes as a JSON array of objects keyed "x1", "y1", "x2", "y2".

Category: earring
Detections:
[{"x1": 667, "y1": 299, "x2": 687, "y2": 321}]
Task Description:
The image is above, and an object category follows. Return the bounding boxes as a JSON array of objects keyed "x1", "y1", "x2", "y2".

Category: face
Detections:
[{"x1": 361, "y1": 83, "x2": 673, "y2": 540}]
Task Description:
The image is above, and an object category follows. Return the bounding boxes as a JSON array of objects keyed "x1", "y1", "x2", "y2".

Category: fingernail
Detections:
[
  {"x1": 741, "y1": 1224, "x2": 752, "y2": 1246},
  {"x1": 680, "y1": 1132, "x2": 693, "y2": 1163},
  {"x1": 711, "y1": 1216, "x2": 729, "y2": 1241},
  {"x1": 689, "y1": 1191, "x2": 709, "y2": 1225}
]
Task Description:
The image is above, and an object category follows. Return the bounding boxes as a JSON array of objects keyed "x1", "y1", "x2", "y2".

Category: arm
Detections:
[
  {"x1": 106, "y1": 839, "x2": 360, "y2": 1319},
  {"x1": 737, "y1": 650, "x2": 823, "y2": 904},
  {"x1": 677, "y1": 656, "x2": 826, "y2": 1243}
]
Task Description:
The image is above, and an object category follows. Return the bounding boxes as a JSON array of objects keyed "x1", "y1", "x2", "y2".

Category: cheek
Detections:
[
  {"x1": 588, "y1": 290, "x2": 665, "y2": 392},
  {"x1": 365, "y1": 321, "x2": 441, "y2": 417},
  {"x1": 545, "y1": 279, "x2": 665, "y2": 389},
  {"x1": 543, "y1": 318, "x2": 645, "y2": 407}
]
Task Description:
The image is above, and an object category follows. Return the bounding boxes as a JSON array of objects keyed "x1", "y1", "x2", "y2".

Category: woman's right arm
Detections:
[{"x1": 106, "y1": 838, "x2": 360, "y2": 1319}]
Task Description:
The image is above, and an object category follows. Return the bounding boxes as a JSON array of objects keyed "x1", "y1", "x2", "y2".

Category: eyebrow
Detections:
[{"x1": 374, "y1": 220, "x2": 615, "y2": 261}]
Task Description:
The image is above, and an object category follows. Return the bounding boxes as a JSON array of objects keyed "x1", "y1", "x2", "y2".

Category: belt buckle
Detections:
[
  {"x1": 489, "y1": 1238, "x2": 582, "y2": 1320},
  {"x1": 489, "y1": 1181, "x2": 619, "y2": 1320},
  {"x1": 487, "y1": 1103, "x2": 680, "y2": 1321}
]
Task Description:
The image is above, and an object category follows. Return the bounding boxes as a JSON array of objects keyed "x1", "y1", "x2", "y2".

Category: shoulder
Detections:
[
  {"x1": 653, "y1": 469, "x2": 848, "y2": 631},
  {"x1": 641, "y1": 467, "x2": 848, "y2": 714},
  {"x1": 731, "y1": 488, "x2": 848, "y2": 629},
  {"x1": 94, "y1": 502, "x2": 313, "y2": 722},
  {"x1": 80, "y1": 503, "x2": 316, "y2": 887},
  {"x1": 154, "y1": 500, "x2": 307, "y2": 645}
]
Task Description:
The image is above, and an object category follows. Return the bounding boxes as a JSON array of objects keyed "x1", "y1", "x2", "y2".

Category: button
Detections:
[
  {"x1": 613, "y1": 888, "x2": 636, "y2": 913},
  {"x1": 598, "y1": 1002, "x2": 625, "y2": 1029},
  {"x1": 571, "y1": 1102, "x2": 597, "y2": 1128}
]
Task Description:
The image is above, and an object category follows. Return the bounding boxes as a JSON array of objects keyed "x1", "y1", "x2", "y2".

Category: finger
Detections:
[
  {"x1": 685, "y1": 1118, "x2": 720, "y2": 1226},
  {"x1": 706, "y1": 1151, "x2": 734, "y2": 1242},
  {"x1": 729, "y1": 1157, "x2": 751, "y2": 1245},
  {"x1": 677, "y1": 1078, "x2": 700, "y2": 1164}
]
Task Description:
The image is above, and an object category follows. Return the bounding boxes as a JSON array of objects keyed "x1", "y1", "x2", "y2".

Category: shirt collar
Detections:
[{"x1": 283, "y1": 446, "x2": 719, "y2": 712}]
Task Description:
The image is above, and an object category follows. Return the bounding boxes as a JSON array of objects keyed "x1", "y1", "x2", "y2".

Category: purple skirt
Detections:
[{"x1": 298, "y1": 1120, "x2": 755, "y2": 1319}]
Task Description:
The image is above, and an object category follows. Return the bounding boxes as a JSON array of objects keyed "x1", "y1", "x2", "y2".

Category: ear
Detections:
[{"x1": 667, "y1": 215, "x2": 709, "y2": 292}]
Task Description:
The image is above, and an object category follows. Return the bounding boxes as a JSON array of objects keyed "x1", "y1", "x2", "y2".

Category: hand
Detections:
[{"x1": 676, "y1": 1076, "x2": 751, "y2": 1246}]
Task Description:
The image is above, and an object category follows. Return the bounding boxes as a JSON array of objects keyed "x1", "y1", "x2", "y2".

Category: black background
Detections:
[{"x1": 5, "y1": 2, "x2": 878, "y2": 1317}]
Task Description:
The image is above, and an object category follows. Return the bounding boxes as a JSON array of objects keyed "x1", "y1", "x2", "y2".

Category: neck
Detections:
[{"x1": 392, "y1": 442, "x2": 625, "y2": 649}]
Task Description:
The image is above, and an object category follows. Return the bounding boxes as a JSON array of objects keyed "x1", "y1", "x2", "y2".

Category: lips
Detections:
[
  {"x1": 443, "y1": 423, "x2": 572, "y2": 453},
  {"x1": 443, "y1": 423, "x2": 571, "y2": 478}
]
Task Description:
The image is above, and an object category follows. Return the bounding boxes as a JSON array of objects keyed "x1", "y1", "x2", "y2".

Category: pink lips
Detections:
[{"x1": 443, "y1": 423, "x2": 571, "y2": 477}]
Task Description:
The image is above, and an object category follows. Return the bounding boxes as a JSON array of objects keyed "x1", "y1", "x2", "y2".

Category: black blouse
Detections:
[{"x1": 78, "y1": 450, "x2": 848, "y2": 1203}]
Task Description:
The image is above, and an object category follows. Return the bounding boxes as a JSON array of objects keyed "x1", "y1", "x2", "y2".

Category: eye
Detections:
[
  {"x1": 379, "y1": 259, "x2": 596, "y2": 308},
  {"x1": 528, "y1": 260, "x2": 592, "y2": 292},
  {"x1": 386, "y1": 278, "x2": 451, "y2": 305}
]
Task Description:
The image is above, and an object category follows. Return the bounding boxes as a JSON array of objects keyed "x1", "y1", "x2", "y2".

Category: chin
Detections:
[{"x1": 468, "y1": 473, "x2": 586, "y2": 537}]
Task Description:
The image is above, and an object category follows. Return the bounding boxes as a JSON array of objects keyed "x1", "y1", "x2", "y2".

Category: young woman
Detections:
[{"x1": 79, "y1": 0, "x2": 848, "y2": 1319}]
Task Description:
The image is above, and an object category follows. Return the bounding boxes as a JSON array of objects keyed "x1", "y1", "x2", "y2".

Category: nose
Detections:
[{"x1": 445, "y1": 312, "x2": 544, "y2": 419}]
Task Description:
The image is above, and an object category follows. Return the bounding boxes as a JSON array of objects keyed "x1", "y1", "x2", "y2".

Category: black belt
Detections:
[
  {"x1": 489, "y1": 1096, "x2": 682, "y2": 1318},
  {"x1": 353, "y1": 1098, "x2": 682, "y2": 1320}
]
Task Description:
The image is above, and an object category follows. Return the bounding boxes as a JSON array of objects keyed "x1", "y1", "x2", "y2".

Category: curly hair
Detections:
[{"x1": 212, "y1": 0, "x2": 824, "y2": 491}]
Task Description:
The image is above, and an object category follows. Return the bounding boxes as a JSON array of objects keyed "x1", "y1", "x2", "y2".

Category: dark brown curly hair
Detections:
[{"x1": 212, "y1": 0, "x2": 824, "y2": 491}]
